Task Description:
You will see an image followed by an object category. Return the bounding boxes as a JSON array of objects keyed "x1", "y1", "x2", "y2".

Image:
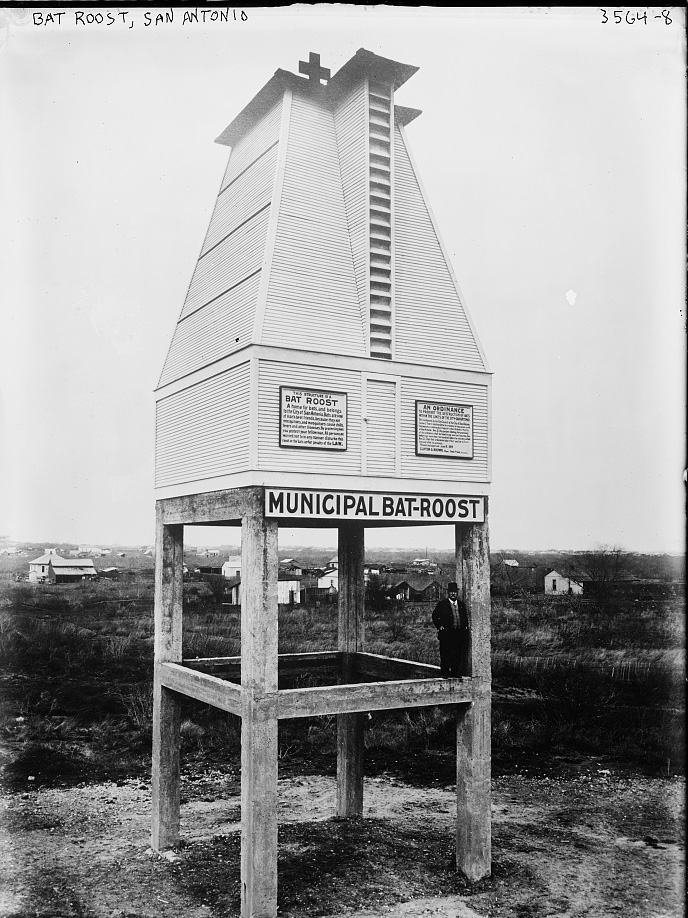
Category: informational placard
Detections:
[
  {"x1": 415, "y1": 401, "x2": 473, "y2": 459},
  {"x1": 265, "y1": 488, "x2": 485, "y2": 522},
  {"x1": 279, "y1": 386, "x2": 347, "y2": 451}
]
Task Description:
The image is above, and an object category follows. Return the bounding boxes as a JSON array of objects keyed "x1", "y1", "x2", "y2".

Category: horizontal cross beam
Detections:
[
  {"x1": 183, "y1": 651, "x2": 341, "y2": 675},
  {"x1": 157, "y1": 661, "x2": 242, "y2": 715},
  {"x1": 157, "y1": 486, "x2": 264, "y2": 525},
  {"x1": 159, "y1": 661, "x2": 473, "y2": 720}
]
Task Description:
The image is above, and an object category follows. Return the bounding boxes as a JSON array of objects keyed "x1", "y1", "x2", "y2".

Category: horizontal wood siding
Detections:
[
  {"x1": 257, "y1": 360, "x2": 361, "y2": 474},
  {"x1": 261, "y1": 95, "x2": 365, "y2": 356},
  {"x1": 155, "y1": 363, "x2": 250, "y2": 488},
  {"x1": 179, "y1": 207, "x2": 269, "y2": 319},
  {"x1": 365, "y1": 378, "x2": 396, "y2": 476},
  {"x1": 400, "y1": 376, "x2": 489, "y2": 482},
  {"x1": 334, "y1": 81, "x2": 369, "y2": 333},
  {"x1": 219, "y1": 100, "x2": 282, "y2": 192},
  {"x1": 393, "y1": 128, "x2": 485, "y2": 371},
  {"x1": 158, "y1": 110, "x2": 280, "y2": 386},
  {"x1": 201, "y1": 145, "x2": 278, "y2": 256},
  {"x1": 158, "y1": 273, "x2": 260, "y2": 387}
]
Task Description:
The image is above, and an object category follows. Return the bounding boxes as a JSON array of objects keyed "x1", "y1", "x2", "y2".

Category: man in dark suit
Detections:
[{"x1": 432, "y1": 581, "x2": 470, "y2": 677}]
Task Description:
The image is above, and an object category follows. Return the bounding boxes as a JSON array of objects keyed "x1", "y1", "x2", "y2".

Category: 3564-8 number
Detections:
[{"x1": 600, "y1": 9, "x2": 673, "y2": 24}]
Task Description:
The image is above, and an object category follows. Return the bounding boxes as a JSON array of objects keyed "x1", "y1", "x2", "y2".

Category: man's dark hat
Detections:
[{"x1": 448, "y1": 582, "x2": 458, "y2": 592}]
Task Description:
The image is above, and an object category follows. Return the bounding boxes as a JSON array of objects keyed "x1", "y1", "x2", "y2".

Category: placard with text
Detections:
[
  {"x1": 415, "y1": 400, "x2": 473, "y2": 459},
  {"x1": 279, "y1": 386, "x2": 348, "y2": 451}
]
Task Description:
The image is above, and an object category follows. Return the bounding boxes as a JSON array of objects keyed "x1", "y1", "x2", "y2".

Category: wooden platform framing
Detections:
[{"x1": 151, "y1": 485, "x2": 491, "y2": 918}]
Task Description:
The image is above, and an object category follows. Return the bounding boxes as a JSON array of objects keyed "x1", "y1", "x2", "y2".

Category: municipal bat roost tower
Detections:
[
  {"x1": 155, "y1": 48, "x2": 491, "y2": 507},
  {"x1": 152, "y1": 49, "x2": 492, "y2": 918}
]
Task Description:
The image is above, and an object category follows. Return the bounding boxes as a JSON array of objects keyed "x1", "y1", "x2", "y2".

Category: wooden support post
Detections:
[
  {"x1": 240, "y1": 499, "x2": 279, "y2": 918},
  {"x1": 454, "y1": 524, "x2": 469, "y2": 676},
  {"x1": 455, "y1": 515, "x2": 491, "y2": 880},
  {"x1": 336, "y1": 522, "x2": 365, "y2": 817},
  {"x1": 151, "y1": 515, "x2": 184, "y2": 851}
]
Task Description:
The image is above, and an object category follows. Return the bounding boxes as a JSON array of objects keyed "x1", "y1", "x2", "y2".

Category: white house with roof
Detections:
[
  {"x1": 222, "y1": 555, "x2": 242, "y2": 579},
  {"x1": 29, "y1": 549, "x2": 61, "y2": 582},
  {"x1": 317, "y1": 567, "x2": 339, "y2": 592},
  {"x1": 544, "y1": 570, "x2": 583, "y2": 595}
]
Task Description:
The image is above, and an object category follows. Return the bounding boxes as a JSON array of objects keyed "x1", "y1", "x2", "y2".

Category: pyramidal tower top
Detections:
[{"x1": 155, "y1": 48, "x2": 492, "y2": 512}]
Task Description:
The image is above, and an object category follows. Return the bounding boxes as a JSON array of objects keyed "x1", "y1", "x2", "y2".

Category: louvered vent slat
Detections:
[{"x1": 367, "y1": 81, "x2": 394, "y2": 358}]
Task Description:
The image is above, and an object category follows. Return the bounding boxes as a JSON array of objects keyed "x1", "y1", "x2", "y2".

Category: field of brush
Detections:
[{"x1": 0, "y1": 577, "x2": 684, "y2": 786}]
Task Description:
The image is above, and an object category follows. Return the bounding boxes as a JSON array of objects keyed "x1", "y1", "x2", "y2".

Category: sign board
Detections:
[
  {"x1": 266, "y1": 488, "x2": 485, "y2": 522},
  {"x1": 280, "y1": 386, "x2": 347, "y2": 451},
  {"x1": 416, "y1": 401, "x2": 473, "y2": 459}
]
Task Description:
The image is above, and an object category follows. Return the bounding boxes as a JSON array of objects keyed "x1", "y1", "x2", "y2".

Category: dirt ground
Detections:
[{"x1": 0, "y1": 752, "x2": 684, "y2": 918}]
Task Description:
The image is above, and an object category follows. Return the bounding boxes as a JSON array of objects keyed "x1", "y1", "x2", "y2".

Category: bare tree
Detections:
[{"x1": 577, "y1": 544, "x2": 628, "y2": 611}]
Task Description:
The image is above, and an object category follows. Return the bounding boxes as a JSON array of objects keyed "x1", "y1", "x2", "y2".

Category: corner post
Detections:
[
  {"x1": 151, "y1": 509, "x2": 184, "y2": 851},
  {"x1": 241, "y1": 491, "x2": 279, "y2": 918},
  {"x1": 336, "y1": 522, "x2": 365, "y2": 817},
  {"x1": 455, "y1": 512, "x2": 491, "y2": 880}
]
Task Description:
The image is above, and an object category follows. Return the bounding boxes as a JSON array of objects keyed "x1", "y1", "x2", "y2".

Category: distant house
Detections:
[
  {"x1": 225, "y1": 576, "x2": 301, "y2": 605},
  {"x1": 504, "y1": 559, "x2": 519, "y2": 567},
  {"x1": 100, "y1": 566, "x2": 119, "y2": 579},
  {"x1": 279, "y1": 558, "x2": 303, "y2": 577},
  {"x1": 78, "y1": 546, "x2": 106, "y2": 557},
  {"x1": 48, "y1": 558, "x2": 97, "y2": 584},
  {"x1": 317, "y1": 568, "x2": 339, "y2": 592},
  {"x1": 544, "y1": 570, "x2": 583, "y2": 595},
  {"x1": 386, "y1": 575, "x2": 441, "y2": 602},
  {"x1": 222, "y1": 555, "x2": 242, "y2": 579},
  {"x1": 29, "y1": 549, "x2": 62, "y2": 582}
]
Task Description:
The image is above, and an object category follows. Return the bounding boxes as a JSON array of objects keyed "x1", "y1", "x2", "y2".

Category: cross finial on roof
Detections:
[{"x1": 299, "y1": 52, "x2": 330, "y2": 84}]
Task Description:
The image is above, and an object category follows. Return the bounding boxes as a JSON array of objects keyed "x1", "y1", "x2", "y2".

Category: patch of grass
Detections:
[{"x1": 0, "y1": 582, "x2": 683, "y2": 783}]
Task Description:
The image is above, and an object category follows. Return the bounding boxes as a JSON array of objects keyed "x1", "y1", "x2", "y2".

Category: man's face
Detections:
[{"x1": 448, "y1": 590, "x2": 458, "y2": 601}]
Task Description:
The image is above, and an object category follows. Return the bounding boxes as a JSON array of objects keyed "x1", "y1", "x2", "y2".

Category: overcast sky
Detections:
[{"x1": 0, "y1": 6, "x2": 685, "y2": 554}]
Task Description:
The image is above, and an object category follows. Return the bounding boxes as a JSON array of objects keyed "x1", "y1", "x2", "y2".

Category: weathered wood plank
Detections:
[
  {"x1": 355, "y1": 651, "x2": 441, "y2": 681},
  {"x1": 338, "y1": 523, "x2": 365, "y2": 655},
  {"x1": 241, "y1": 500, "x2": 279, "y2": 918},
  {"x1": 455, "y1": 516, "x2": 491, "y2": 880},
  {"x1": 181, "y1": 651, "x2": 341, "y2": 676},
  {"x1": 151, "y1": 679, "x2": 180, "y2": 851},
  {"x1": 337, "y1": 523, "x2": 365, "y2": 817},
  {"x1": 337, "y1": 709, "x2": 364, "y2": 815},
  {"x1": 456, "y1": 691, "x2": 491, "y2": 880},
  {"x1": 158, "y1": 662, "x2": 242, "y2": 716},
  {"x1": 157, "y1": 485, "x2": 263, "y2": 525},
  {"x1": 151, "y1": 518, "x2": 183, "y2": 851},
  {"x1": 457, "y1": 517, "x2": 491, "y2": 681},
  {"x1": 278, "y1": 676, "x2": 474, "y2": 719},
  {"x1": 153, "y1": 518, "x2": 183, "y2": 661}
]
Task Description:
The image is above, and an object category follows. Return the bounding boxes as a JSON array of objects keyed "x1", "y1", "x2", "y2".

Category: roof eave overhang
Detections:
[
  {"x1": 394, "y1": 104, "x2": 422, "y2": 128},
  {"x1": 215, "y1": 69, "x2": 306, "y2": 147},
  {"x1": 215, "y1": 48, "x2": 419, "y2": 148}
]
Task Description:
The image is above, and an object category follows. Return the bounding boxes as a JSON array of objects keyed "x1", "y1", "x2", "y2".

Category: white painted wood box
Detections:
[{"x1": 155, "y1": 49, "x2": 492, "y2": 517}]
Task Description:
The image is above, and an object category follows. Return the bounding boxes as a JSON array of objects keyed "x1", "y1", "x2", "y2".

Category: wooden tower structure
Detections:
[{"x1": 152, "y1": 48, "x2": 492, "y2": 918}]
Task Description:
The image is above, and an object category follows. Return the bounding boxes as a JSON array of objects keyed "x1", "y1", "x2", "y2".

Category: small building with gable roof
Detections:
[
  {"x1": 29, "y1": 549, "x2": 62, "y2": 582},
  {"x1": 48, "y1": 558, "x2": 97, "y2": 584},
  {"x1": 544, "y1": 570, "x2": 583, "y2": 595}
]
